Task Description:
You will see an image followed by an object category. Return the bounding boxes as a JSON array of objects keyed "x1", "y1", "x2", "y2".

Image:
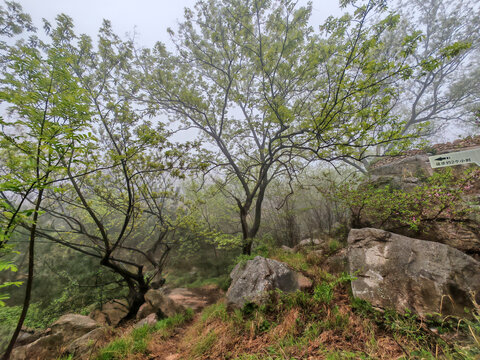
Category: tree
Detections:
[
  {"x1": 0, "y1": 15, "x2": 194, "y2": 330},
  {"x1": 385, "y1": 0, "x2": 479, "y2": 140},
  {"x1": 0, "y1": 29, "x2": 91, "y2": 359},
  {"x1": 134, "y1": 0, "x2": 418, "y2": 254}
]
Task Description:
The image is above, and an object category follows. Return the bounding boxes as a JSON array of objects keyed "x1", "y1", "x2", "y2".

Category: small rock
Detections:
[
  {"x1": 281, "y1": 245, "x2": 295, "y2": 253},
  {"x1": 297, "y1": 274, "x2": 313, "y2": 290},
  {"x1": 134, "y1": 313, "x2": 158, "y2": 328}
]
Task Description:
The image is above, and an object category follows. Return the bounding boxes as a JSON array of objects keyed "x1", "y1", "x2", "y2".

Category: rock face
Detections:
[
  {"x1": 66, "y1": 327, "x2": 109, "y2": 359},
  {"x1": 11, "y1": 314, "x2": 100, "y2": 360},
  {"x1": 367, "y1": 153, "x2": 480, "y2": 255},
  {"x1": 226, "y1": 256, "x2": 304, "y2": 308},
  {"x1": 348, "y1": 228, "x2": 480, "y2": 317},
  {"x1": 90, "y1": 299, "x2": 129, "y2": 326}
]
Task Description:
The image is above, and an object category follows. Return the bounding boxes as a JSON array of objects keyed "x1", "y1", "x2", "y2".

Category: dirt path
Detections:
[{"x1": 145, "y1": 285, "x2": 224, "y2": 360}]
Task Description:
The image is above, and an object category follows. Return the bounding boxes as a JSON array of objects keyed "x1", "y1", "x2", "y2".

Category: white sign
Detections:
[{"x1": 429, "y1": 148, "x2": 480, "y2": 169}]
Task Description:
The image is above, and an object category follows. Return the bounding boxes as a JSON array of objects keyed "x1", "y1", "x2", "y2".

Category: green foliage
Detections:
[{"x1": 332, "y1": 168, "x2": 480, "y2": 231}]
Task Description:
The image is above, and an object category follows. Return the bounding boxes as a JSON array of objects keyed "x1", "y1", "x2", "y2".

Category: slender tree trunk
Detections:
[{"x1": 2, "y1": 189, "x2": 44, "y2": 360}]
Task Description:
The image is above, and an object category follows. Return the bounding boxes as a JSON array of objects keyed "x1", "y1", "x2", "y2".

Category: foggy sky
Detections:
[{"x1": 20, "y1": 0, "x2": 345, "y2": 48}]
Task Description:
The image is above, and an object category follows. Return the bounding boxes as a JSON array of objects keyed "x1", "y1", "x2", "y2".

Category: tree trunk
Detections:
[
  {"x1": 119, "y1": 283, "x2": 150, "y2": 324},
  {"x1": 2, "y1": 189, "x2": 44, "y2": 360}
]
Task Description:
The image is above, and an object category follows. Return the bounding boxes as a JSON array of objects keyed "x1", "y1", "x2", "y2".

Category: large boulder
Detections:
[
  {"x1": 65, "y1": 327, "x2": 110, "y2": 359},
  {"x1": 226, "y1": 256, "x2": 306, "y2": 308},
  {"x1": 90, "y1": 299, "x2": 129, "y2": 326},
  {"x1": 348, "y1": 228, "x2": 480, "y2": 317},
  {"x1": 11, "y1": 314, "x2": 100, "y2": 360}
]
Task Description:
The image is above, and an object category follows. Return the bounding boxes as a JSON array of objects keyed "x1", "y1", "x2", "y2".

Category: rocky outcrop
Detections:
[
  {"x1": 90, "y1": 299, "x2": 129, "y2": 326},
  {"x1": 366, "y1": 151, "x2": 480, "y2": 255},
  {"x1": 11, "y1": 314, "x2": 101, "y2": 360},
  {"x1": 226, "y1": 256, "x2": 308, "y2": 308},
  {"x1": 65, "y1": 327, "x2": 110, "y2": 359},
  {"x1": 348, "y1": 228, "x2": 480, "y2": 317}
]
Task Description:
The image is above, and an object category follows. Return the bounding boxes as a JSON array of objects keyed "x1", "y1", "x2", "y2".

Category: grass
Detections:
[
  {"x1": 173, "y1": 247, "x2": 480, "y2": 360},
  {"x1": 96, "y1": 249, "x2": 480, "y2": 360},
  {"x1": 95, "y1": 309, "x2": 193, "y2": 360}
]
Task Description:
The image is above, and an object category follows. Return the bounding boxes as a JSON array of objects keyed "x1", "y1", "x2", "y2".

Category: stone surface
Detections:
[
  {"x1": 134, "y1": 313, "x2": 158, "y2": 328},
  {"x1": 294, "y1": 238, "x2": 323, "y2": 252},
  {"x1": 324, "y1": 248, "x2": 348, "y2": 274},
  {"x1": 90, "y1": 299, "x2": 129, "y2": 326},
  {"x1": 136, "y1": 302, "x2": 156, "y2": 321},
  {"x1": 144, "y1": 289, "x2": 185, "y2": 318},
  {"x1": 65, "y1": 327, "x2": 108, "y2": 359},
  {"x1": 281, "y1": 245, "x2": 295, "y2": 253},
  {"x1": 11, "y1": 334, "x2": 62, "y2": 360},
  {"x1": 297, "y1": 274, "x2": 313, "y2": 290},
  {"x1": 348, "y1": 228, "x2": 480, "y2": 317},
  {"x1": 15, "y1": 328, "x2": 42, "y2": 347},
  {"x1": 226, "y1": 256, "x2": 303, "y2": 308},
  {"x1": 366, "y1": 152, "x2": 480, "y2": 255},
  {"x1": 11, "y1": 314, "x2": 103, "y2": 360},
  {"x1": 51, "y1": 314, "x2": 100, "y2": 341},
  {"x1": 11, "y1": 314, "x2": 101, "y2": 360}
]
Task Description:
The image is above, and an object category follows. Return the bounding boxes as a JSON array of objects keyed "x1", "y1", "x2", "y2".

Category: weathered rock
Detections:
[
  {"x1": 15, "y1": 328, "x2": 42, "y2": 347},
  {"x1": 11, "y1": 334, "x2": 63, "y2": 360},
  {"x1": 348, "y1": 228, "x2": 480, "y2": 317},
  {"x1": 90, "y1": 299, "x2": 129, "y2": 326},
  {"x1": 294, "y1": 238, "x2": 323, "y2": 252},
  {"x1": 281, "y1": 245, "x2": 295, "y2": 253},
  {"x1": 226, "y1": 256, "x2": 305, "y2": 308},
  {"x1": 324, "y1": 248, "x2": 348, "y2": 274},
  {"x1": 144, "y1": 289, "x2": 185, "y2": 318},
  {"x1": 51, "y1": 314, "x2": 100, "y2": 341},
  {"x1": 297, "y1": 274, "x2": 313, "y2": 290},
  {"x1": 11, "y1": 315, "x2": 102, "y2": 360},
  {"x1": 65, "y1": 327, "x2": 108, "y2": 359},
  {"x1": 134, "y1": 313, "x2": 158, "y2": 329},
  {"x1": 366, "y1": 152, "x2": 480, "y2": 255},
  {"x1": 370, "y1": 154, "x2": 433, "y2": 183},
  {"x1": 136, "y1": 302, "x2": 156, "y2": 321}
]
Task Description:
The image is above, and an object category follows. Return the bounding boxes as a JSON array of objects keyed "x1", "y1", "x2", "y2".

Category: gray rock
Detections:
[
  {"x1": 65, "y1": 327, "x2": 108, "y2": 359},
  {"x1": 134, "y1": 313, "x2": 158, "y2": 329},
  {"x1": 348, "y1": 228, "x2": 480, "y2": 317},
  {"x1": 90, "y1": 299, "x2": 129, "y2": 326},
  {"x1": 281, "y1": 245, "x2": 295, "y2": 253},
  {"x1": 14, "y1": 328, "x2": 42, "y2": 347},
  {"x1": 10, "y1": 315, "x2": 101, "y2": 360},
  {"x1": 226, "y1": 256, "x2": 302, "y2": 308},
  {"x1": 11, "y1": 334, "x2": 62, "y2": 360},
  {"x1": 324, "y1": 248, "x2": 348, "y2": 274},
  {"x1": 294, "y1": 238, "x2": 323, "y2": 252},
  {"x1": 144, "y1": 289, "x2": 185, "y2": 318}
]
